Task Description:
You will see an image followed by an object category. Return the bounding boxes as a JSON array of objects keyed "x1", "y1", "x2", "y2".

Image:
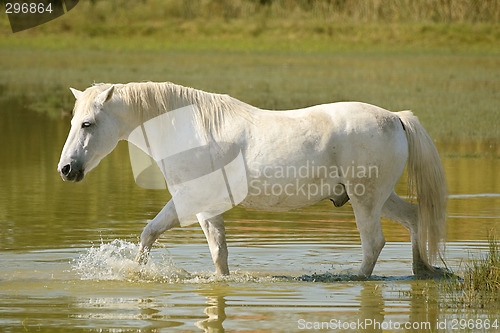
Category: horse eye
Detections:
[{"x1": 81, "y1": 122, "x2": 92, "y2": 128}]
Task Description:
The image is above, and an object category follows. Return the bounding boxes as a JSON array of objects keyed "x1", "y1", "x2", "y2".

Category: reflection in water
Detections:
[
  {"x1": 407, "y1": 282, "x2": 441, "y2": 332},
  {"x1": 359, "y1": 283, "x2": 384, "y2": 332},
  {"x1": 195, "y1": 295, "x2": 227, "y2": 333}
]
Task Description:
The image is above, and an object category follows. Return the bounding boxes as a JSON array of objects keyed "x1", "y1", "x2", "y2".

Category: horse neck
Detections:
[{"x1": 113, "y1": 104, "x2": 144, "y2": 141}]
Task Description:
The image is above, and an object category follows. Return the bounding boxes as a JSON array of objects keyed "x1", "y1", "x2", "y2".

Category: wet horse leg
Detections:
[
  {"x1": 352, "y1": 203, "x2": 386, "y2": 279},
  {"x1": 199, "y1": 215, "x2": 229, "y2": 275},
  {"x1": 135, "y1": 200, "x2": 180, "y2": 262},
  {"x1": 347, "y1": 182, "x2": 390, "y2": 278},
  {"x1": 381, "y1": 192, "x2": 433, "y2": 276}
]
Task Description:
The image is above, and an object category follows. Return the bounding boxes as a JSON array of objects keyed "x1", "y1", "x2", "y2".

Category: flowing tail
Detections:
[{"x1": 397, "y1": 111, "x2": 447, "y2": 267}]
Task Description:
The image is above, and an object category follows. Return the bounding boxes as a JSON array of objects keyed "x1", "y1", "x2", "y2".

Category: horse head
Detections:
[{"x1": 57, "y1": 85, "x2": 121, "y2": 182}]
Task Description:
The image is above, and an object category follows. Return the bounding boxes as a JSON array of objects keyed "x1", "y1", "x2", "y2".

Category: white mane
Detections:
[{"x1": 84, "y1": 82, "x2": 257, "y2": 136}]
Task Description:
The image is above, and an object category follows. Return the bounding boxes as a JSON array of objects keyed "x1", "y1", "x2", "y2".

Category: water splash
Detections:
[
  {"x1": 72, "y1": 239, "x2": 281, "y2": 284},
  {"x1": 72, "y1": 239, "x2": 190, "y2": 283}
]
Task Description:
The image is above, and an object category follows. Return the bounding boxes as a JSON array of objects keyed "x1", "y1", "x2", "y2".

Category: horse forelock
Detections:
[{"x1": 72, "y1": 83, "x2": 113, "y2": 119}]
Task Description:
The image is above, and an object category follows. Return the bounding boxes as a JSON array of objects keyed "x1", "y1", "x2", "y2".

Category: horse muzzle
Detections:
[{"x1": 58, "y1": 163, "x2": 85, "y2": 182}]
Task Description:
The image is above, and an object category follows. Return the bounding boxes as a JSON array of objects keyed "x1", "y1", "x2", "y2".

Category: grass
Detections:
[
  {"x1": 2, "y1": 0, "x2": 499, "y2": 51},
  {"x1": 443, "y1": 236, "x2": 500, "y2": 308}
]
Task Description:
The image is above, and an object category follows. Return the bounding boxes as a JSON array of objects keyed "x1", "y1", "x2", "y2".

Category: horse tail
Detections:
[{"x1": 397, "y1": 111, "x2": 447, "y2": 268}]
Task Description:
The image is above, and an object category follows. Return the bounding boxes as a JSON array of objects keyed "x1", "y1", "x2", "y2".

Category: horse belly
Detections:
[
  {"x1": 240, "y1": 176, "x2": 340, "y2": 211},
  {"x1": 236, "y1": 102, "x2": 407, "y2": 211}
]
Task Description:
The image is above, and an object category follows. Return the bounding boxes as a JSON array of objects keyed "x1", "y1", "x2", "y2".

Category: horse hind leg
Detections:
[
  {"x1": 356, "y1": 215, "x2": 385, "y2": 278},
  {"x1": 350, "y1": 198, "x2": 386, "y2": 278},
  {"x1": 381, "y1": 192, "x2": 430, "y2": 275}
]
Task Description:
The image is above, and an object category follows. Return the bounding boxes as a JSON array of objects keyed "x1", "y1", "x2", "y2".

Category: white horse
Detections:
[{"x1": 58, "y1": 82, "x2": 447, "y2": 278}]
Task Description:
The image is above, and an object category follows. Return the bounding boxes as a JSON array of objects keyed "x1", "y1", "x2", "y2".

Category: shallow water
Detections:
[{"x1": 0, "y1": 103, "x2": 499, "y2": 332}]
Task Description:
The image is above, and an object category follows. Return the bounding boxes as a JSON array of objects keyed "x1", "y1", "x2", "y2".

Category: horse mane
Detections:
[{"x1": 87, "y1": 82, "x2": 257, "y2": 136}]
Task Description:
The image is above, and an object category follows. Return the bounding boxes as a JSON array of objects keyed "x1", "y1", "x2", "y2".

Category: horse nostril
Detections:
[{"x1": 61, "y1": 164, "x2": 71, "y2": 176}]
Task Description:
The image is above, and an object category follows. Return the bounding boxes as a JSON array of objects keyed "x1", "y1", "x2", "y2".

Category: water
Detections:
[{"x1": 0, "y1": 103, "x2": 499, "y2": 332}]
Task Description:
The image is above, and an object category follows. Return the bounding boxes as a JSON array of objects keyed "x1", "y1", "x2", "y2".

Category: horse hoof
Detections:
[
  {"x1": 135, "y1": 254, "x2": 148, "y2": 264},
  {"x1": 414, "y1": 266, "x2": 454, "y2": 280},
  {"x1": 134, "y1": 248, "x2": 149, "y2": 264}
]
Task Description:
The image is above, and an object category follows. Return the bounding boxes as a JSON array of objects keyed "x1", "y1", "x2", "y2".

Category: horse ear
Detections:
[
  {"x1": 70, "y1": 87, "x2": 83, "y2": 100},
  {"x1": 96, "y1": 85, "x2": 115, "y2": 104}
]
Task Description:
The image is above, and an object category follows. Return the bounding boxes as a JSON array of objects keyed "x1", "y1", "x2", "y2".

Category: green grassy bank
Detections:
[
  {"x1": 1, "y1": 0, "x2": 499, "y2": 142},
  {"x1": 2, "y1": 0, "x2": 500, "y2": 51},
  {"x1": 443, "y1": 236, "x2": 500, "y2": 308}
]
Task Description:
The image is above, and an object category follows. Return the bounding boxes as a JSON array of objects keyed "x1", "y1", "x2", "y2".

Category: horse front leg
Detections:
[
  {"x1": 199, "y1": 215, "x2": 229, "y2": 275},
  {"x1": 135, "y1": 200, "x2": 180, "y2": 263}
]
